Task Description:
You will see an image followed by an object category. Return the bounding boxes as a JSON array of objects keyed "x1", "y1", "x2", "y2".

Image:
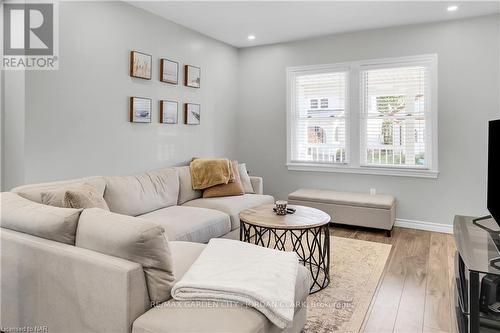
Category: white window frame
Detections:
[
  {"x1": 287, "y1": 64, "x2": 351, "y2": 167},
  {"x1": 286, "y1": 54, "x2": 438, "y2": 179}
]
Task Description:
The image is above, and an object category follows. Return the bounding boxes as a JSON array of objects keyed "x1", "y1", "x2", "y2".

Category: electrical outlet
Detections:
[{"x1": 370, "y1": 188, "x2": 376, "y2": 195}]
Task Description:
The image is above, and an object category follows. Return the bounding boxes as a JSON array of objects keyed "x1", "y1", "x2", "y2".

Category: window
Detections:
[
  {"x1": 287, "y1": 55, "x2": 438, "y2": 178},
  {"x1": 288, "y1": 68, "x2": 348, "y2": 164},
  {"x1": 361, "y1": 65, "x2": 431, "y2": 168}
]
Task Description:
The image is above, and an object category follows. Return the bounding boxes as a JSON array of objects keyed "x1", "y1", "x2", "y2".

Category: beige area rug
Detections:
[{"x1": 304, "y1": 236, "x2": 392, "y2": 333}]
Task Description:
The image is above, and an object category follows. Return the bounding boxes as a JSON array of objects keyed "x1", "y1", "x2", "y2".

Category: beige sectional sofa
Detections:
[
  {"x1": 1, "y1": 165, "x2": 310, "y2": 333},
  {"x1": 11, "y1": 165, "x2": 274, "y2": 243}
]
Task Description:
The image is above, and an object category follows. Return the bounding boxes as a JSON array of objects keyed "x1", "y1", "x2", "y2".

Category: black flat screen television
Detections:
[{"x1": 488, "y1": 120, "x2": 500, "y2": 226}]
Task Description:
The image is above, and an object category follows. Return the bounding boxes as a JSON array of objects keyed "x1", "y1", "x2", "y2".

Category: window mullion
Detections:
[{"x1": 349, "y1": 65, "x2": 360, "y2": 168}]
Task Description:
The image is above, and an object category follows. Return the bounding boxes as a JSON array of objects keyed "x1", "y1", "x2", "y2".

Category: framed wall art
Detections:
[
  {"x1": 160, "y1": 59, "x2": 179, "y2": 84},
  {"x1": 160, "y1": 100, "x2": 178, "y2": 124},
  {"x1": 130, "y1": 97, "x2": 152, "y2": 123},
  {"x1": 185, "y1": 103, "x2": 200, "y2": 125},
  {"x1": 185, "y1": 65, "x2": 201, "y2": 88},
  {"x1": 130, "y1": 51, "x2": 152, "y2": 80}
]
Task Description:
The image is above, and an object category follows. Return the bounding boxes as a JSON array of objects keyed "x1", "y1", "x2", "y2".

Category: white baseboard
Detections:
[{"x1": 395, "y1": 218, "x2": 453, "y2": 234}]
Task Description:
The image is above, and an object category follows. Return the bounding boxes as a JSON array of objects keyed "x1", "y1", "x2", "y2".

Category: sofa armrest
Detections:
[
  {"x1": 1, "y1": 228, "x2": 150, "y2": 333},
  {"x1": 249, "y1": 176, "x2": 263, "y2": 195}
]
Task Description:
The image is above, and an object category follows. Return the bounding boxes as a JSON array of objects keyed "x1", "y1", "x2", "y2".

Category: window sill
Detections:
[{"x1": 286, "y1": 163, "x2": 439, "y2": 179}]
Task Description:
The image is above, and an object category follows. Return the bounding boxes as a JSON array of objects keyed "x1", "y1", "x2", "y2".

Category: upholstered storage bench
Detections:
[{"x1": 288, "y1": 189, "x2": 396, "y2": 236}]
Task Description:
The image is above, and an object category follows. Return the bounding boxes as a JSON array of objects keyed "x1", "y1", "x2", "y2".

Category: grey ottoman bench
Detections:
[{"x1": 288, "y1": 189, "x2": 396, "y2": 236}]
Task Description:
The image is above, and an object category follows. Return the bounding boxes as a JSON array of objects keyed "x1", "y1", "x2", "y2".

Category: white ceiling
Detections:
[{"x1": 130, "y1": 1, "x2": 500, "y2": 48}]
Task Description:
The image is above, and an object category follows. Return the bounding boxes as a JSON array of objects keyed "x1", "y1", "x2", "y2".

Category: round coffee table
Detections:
[{"x1": 239, "y1": 204, "x2": 331, "y2": 294}]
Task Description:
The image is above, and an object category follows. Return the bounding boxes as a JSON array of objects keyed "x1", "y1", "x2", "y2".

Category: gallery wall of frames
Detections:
[{"x1": 129, "y1": 50, "x2": 201, "y2": 125}]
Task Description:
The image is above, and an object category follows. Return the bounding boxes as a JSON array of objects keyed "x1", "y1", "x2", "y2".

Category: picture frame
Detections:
[
  {"x1": 184, "y1": 103, "x2": 201, "y2": 125},
  {"x1": 160, "y1": 100, "x2": 178, "y2": 124},
  {"x1": 130, "y1": 97, "x2": 152, "y2": 123},
  {"x1": 130, "y1": 51, "x2": 152, "y2": 80},
  {"x1": 160, "y1": 59, "x2": 179, "y2": 84},
  {"x1": 185, "y1": 65, "x2": 201, "y2": 88}
]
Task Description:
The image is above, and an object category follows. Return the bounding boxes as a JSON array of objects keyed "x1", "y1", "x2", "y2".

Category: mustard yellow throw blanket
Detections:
[{"x1": 190, "y1": 159, "x2": 233, "y2": 190}]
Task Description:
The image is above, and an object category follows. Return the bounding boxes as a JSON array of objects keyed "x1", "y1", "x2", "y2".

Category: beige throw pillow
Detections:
[
  {"x1": 41, "y1": 184, "x2": 109, "y2": 210},
  {"x1": 12, "y1": 176, "x2": 106, "y2": 204},
  {"x1": 63, "y1": 185, "x2": 110, "y2": 210},
  {"x1": 238, "y1": 163, "x2": 255, "y2": 194},
  {"x1": 203, "y1": 161, "x2": 245, "y2": 198},
  {"x1": 76, "y1": 208, "x2": 175, "y2": 303}
]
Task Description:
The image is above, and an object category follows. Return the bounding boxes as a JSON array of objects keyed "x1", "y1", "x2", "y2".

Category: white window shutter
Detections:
[
  {"x1": 287, "y1": 55, "x2": 437, "y2": 177},
  {"x1": 290, "y1": 70, "x2": 348, "y2": 164},
  {"x1": 360, "y1": 64, "x2": 433, "y2": 169}
]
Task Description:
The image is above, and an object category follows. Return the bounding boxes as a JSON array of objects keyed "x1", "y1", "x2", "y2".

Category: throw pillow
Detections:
[
  {"x1": 41, "y1": 183, "x2": 109, "y2": 209},
  {"x1": 63, "y1": 185, "x2": 110, "y2": 210},
  {"x1": 203, "y1": 161, "x2": 245, "y2": 198},
  {"x1": 12, "y1": 176, "x2": 106, "y2": 204},
  {"x1": 238, "y1": 163, "x2": 255, "y2": 194},
  {"x1": 177, "y1": 166, "x2": 203, "y2": 205}
]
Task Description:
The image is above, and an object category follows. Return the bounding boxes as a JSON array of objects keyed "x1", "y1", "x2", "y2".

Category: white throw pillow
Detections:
[
  {"x1": 177, "y1": 166, "x2": 202, "y2": 205},
  {"x1": 238, "y1": 163, "x2": 255, "y2": 194}
]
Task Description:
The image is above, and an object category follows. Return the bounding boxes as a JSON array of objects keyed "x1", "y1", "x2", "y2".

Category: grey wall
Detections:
[
  {"x1": 2, "y1": 71, "x2": 26, "y2": 191},
  {"x1": 0, "y1": 2, "x2": 27, "y2": 190},
  {"x1": 236, "y1": 15, "x2": 500, "y2": 225},
  {"x1": 11, "y1": 1, "x2": 239, "y2": 187},
  {"x1": 2, "y1": 3, "x2": 498, "y2": 227}
]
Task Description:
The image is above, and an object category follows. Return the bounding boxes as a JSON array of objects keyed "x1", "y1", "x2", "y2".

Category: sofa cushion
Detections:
[
  {"x1": 12, "y1": 176, "x2": 106, "y2": 204},
  {"x1": 104, "y1": 168, "x2": 179, "y2": 216},
  {"x1": 132, "y1": 264, "x2": 310, "y2": 333},
  {"x1": 0, "y1": 192, "x2": 82, "y2": 245},
  {"x1": 203, "y1": 161, "x2": 244, "y2": 198},
  {"x1": 182, "y1": 194, "x2": 275, "y2": 230},
  {"x1": 176, "y1": 166, "x2": 202, "y2": 205},
  {"x1": 75, "y1": 208, "x2": 174, "y2": 303},
  {"x1": 238, "y1": 163, "x2": 255, "y2": 194},
  {"x1": 169, "y1": 241, "x2": 206, "y2": 283},
  {"x1": 139, "y1": 206, "x2": 231, "y2": 244}
]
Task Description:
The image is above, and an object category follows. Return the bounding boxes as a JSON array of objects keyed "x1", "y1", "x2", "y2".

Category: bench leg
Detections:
[{"x1": 385, "y1": 229, "x2": 392, "y2": 237}]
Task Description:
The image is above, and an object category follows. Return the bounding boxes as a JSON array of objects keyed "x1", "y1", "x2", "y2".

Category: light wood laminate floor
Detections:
[{"x1": 330, "y1": 225, "x2": 457, "y2": 333}]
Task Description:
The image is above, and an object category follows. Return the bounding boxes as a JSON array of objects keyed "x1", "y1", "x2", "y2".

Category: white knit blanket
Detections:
[{"x1": 171, "y1": 238, "x2": 299, "y2": 329}]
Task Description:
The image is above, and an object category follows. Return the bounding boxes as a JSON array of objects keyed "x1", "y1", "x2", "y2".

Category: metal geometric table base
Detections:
[{"x1": 240, "y1": 221, "x2": 330, "y2": 294}]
